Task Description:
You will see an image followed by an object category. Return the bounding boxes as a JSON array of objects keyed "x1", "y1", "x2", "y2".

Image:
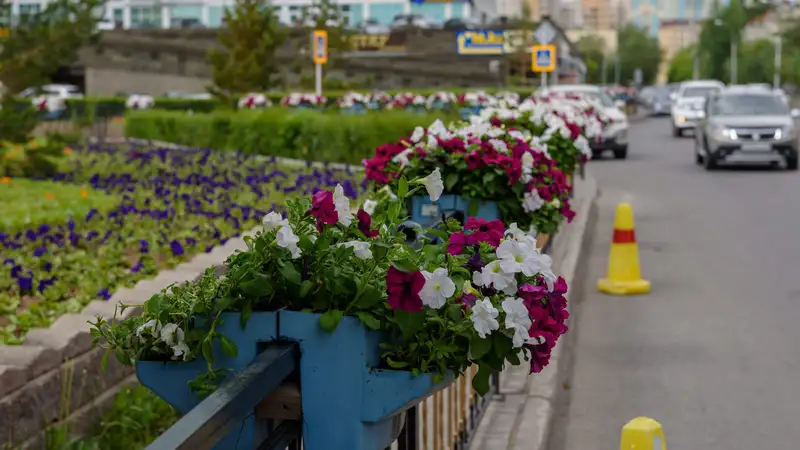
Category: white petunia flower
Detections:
[
  {"x1": 471, "y1": 298, "x2": 500, "y2": 339},
  {"x1": 426, "y1": 134, "x2": 439, "y2": 150},
  {"x1": 362, "y1": 199, "x2": 378, "y2": 215},
  {"x1": 489, "y1": 139, "x2": 508, "y2": 153},
  {"x1": 337, "y1": 240, "x2": 373, "y2": 260},
  {"x1": 496, "y1": 239, "x2": 542, "y2": 277},
  {"x1": 410, "y1": 126, "x2": 425, "y2": 142},
  {"x1": 262, "y1": 211, "x2": 288, "y2": 231},
  {"x1": 502, "y1": 297, "x2": 533, "y2": 348},
  {"x1": 420, "y1": 267, "x2": 456, "y2": 308},
  {"x1": 171, "y1": 340, "x2": 190, "y2": 360},
  {"x1": 160, "y1": 323, "x2": 182, "y2": 347},
  {"x1": 473, "y1": 260, "x2": 517, "y2": 295},
  {"x1": 392, "y1": 148, "x2": 413, "y2": 167},
  {"x1": 420, "y1": 168, "x2": 444, "y2": 202},
  {"x1": 136, "y1": 319, "x2": 162, "y2": 340},
  {"x1": 535, "y1": 253, "x2": 558, "y2": 291},
  {"x1": 333, "y1": 184, "x2": 353, "y2": 227},
  {"x1": 276, "y1": 226, "x2": 302, "y2": 258},
  {"x1": 521, "y1": 152, "x2": 535, "y2": 170},
  {"x1": 522, "y1": 190, "x2": 545, "y2": 213}
]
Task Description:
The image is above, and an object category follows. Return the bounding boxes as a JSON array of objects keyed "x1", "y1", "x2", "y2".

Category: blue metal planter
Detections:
[
  {"x1": 458, "y1": 106, "x2": 484, "y2": 120},
  {"x1": 340, "y1": 105, "x2": 367, "y2": 115},
  {"x1": 137, "y1": 311, "x2": 449, "y2": 450},
  {"x1": 411, "y1": 194, "x2": 500, "y2": 228}
]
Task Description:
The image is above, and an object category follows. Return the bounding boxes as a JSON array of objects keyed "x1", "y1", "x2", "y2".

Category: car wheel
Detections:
[
  {"x1": 614, "y1": 146, "x2": 628, "y2": 160},
  {"x1": 673, "y1": 126, "x2": 682, "y2": 137},
  {"x1": 703, "y1": 153, "x2": 718, "y2": 171},
  {"x1": 787, "y1": 156, "x2": 798, "y2": 171},
  {"x1": 695, "y1": 140, "x2": 704, "y2": 165}
]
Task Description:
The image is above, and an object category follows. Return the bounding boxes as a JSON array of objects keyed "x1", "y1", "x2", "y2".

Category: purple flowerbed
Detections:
[{"x1": 0, "y1": 143, "x2": 365, "y2": 344}]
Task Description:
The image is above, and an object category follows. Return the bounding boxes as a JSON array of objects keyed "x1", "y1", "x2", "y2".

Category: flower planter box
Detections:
[
  {"x1": 458, "y1": 106, "x2": 484, "y2": 120},
  {"x1": 341, "y1": 106, "x2": 367, "y2": 115},
  {"x1": 137, "y1": 310, "x2": 450, "y2": 450},
  {"x1": 410, "y1": 194, "x2": 500, "y2": 228}
]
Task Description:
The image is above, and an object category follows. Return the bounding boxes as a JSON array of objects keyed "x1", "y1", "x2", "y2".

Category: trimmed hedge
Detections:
[{"x1": 124, "y1": 108, "x2": 457, "y2": 165}]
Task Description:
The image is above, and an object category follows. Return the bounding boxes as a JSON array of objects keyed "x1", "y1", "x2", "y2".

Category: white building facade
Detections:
[{"x1": 0, "y1": 0, "x2": 473, "y2": 29}]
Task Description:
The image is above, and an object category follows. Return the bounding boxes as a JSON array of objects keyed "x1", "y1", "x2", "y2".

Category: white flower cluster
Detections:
[
  {"x1": 281, "y1": 93, "x2": 327, "y2": 106},
  {"x1": 238, "y1": 93, "x2": 272, "y2": 109},
  {"x1": 426, "y1": 91, "x2": 458, "y2": 109},
  {"x1": 125, "y1": 94, "x2": 155, "y2": 110},
  {"x1": 136, "y1": 320, "x2": 190, "y2": 360},
  {"x1": 337, "y1": 92, "x2": 369, "y2": 109}
]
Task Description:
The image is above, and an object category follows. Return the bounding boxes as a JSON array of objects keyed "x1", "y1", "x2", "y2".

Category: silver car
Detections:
[{"x1": 694, "y1": 87, "x2": 798, "y2": 171}]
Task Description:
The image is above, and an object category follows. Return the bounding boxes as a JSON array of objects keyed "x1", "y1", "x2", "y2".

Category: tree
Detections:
[
  {"x1": 737, "y1": 38, "x2": 775, "y2": 84},
  {"x1": 0, "y1": 0, "x2": 103, "y2": 95},
  {"x1": 575, "y1": 35, "x2": 609, "y2": 84},
  {"x1": 667, "y1": 45, "x2": 696, "y2": 82},
  {"x1": 615, "y1": 24, "x2": 662, "y2": 85},
  {"x1": 698, "y1": 1, "x2": 770, "y2": 82},
  {"x1": 207, "y1": 0, "x2": 288, "y2": 99}
]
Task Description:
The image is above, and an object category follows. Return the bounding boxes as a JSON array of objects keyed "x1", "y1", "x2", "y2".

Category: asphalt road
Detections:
[{"x1": 550, "y1": 116, "x2": 800, "y2": 450}]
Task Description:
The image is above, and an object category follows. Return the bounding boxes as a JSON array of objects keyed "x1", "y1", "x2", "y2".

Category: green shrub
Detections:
[{"x1": 124, "y1": 108, "x2": 457, "y2": 165}]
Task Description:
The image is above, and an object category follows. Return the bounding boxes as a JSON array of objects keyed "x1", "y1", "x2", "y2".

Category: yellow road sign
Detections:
[
  {"x1": 312, "y1": 30, "x2": 328, "y2": 65},
  {"x1": 531, "y1": 44, "x2": 556, "y2": 73}
]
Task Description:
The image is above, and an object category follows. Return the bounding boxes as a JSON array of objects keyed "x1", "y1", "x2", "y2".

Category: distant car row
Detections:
[{"x1": 667, "y1": 80, "x2": 798, "y2": 171}]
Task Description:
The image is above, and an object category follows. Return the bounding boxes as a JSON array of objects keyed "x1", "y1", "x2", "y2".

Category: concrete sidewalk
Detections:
[{"x1": 469, "y1": 173, "x2": 598, "y2": 450}]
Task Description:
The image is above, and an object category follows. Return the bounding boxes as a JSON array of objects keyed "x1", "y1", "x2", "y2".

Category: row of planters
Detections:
[
  {"x1": 89, "y1": 93, "x2": 605, "y2": 449},
  {"x1": 21, "y1": 90, "x2": 532, "y2": 122}
]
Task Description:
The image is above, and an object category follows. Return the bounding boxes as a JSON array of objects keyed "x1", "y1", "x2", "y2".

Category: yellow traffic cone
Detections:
[
  {"x1": 620, "y1": 417, "x2": 667, "y2": 449},
  {"x1": 597, "y1": 202, "x2": 651, "y2": 295}
]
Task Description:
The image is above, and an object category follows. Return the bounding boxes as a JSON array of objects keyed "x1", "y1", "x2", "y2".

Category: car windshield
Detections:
[
  {"x1": 682, "y1": 86, "x2": 720, "y2": 98},
  {"x1": 711, "y1": 94, "x2": 789, "y2": 116},
  {"x1": 592, "y1": 91, "x2": 615, "y2": 107}
]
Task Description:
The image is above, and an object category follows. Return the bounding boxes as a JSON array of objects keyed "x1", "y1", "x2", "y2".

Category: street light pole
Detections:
[
  {"x1": 731, "y1": 37, "x2": 737, "y2": 84},
  {"x1": 691, "y1": 0, "x2": 700, "y2": 79},
  {"x1": 775, "y1": 31, "x2": 783, "y2": 89}
]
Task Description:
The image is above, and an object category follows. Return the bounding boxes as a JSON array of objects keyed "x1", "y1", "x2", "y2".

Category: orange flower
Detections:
[
  {"x1": 1, "y1": 177, "x2": 10, "y2": 184},
  {"x1": 64, "y1": 147, "x2": 73, "y2": 155},
  {"x1": 45, "y1": 192, "x2": 55, "y2": 199},
  {"x1": 80, "y1": 187, "x2": 88, "y2": 198}
]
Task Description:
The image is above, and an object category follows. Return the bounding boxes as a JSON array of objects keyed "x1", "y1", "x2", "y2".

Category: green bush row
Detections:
[{"x1": 124, "y1": 108, "x2": 457, "y2": 165}]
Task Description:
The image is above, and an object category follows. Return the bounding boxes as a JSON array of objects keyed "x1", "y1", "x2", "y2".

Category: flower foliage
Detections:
[
  {"x1": 91, "y1": 171, "x2": 569, "y2": 397},
  {"x1": 363, "y1": 119, "x2": 574, "y2": 235}
]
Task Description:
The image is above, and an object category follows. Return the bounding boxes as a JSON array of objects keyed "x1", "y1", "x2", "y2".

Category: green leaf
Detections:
[
  {"x1": 483, "y1": 172, "x2": 496, "y2": 185},
  {"x1": 394, "y1": 310, "x2": 426, "y2": 340},
  {"x1": 492, "y1": 332, "x2": 513, "y2": 359},
  {"x1": 469, "y1": 333, "x2": 492, "y2": 360},
  {"x1": 278, "y1": 262, "x2": 302, "y2": 285},
  {"x1": 397, "y1": 176, "x2": 409, "y2": 198},
  {"x1": 472, "y1": 363, "x2": 492, "y2": 396},
  {"x1": 391, "y1": 259, "x2": 418, "y2": 273},
  {"x1": 114, "y1": 348, "x2": 131, "y2": 366},
  {"x1": 219, "y1": 335, "x2": 238, "y2": 358},
  {"x1": 299, "y1": 280, "x2": 314, "y2": 298},
  {"x1": 468, "y1": 201, "x2": 479, "y2": 217},
  {"x1": 356, "y1": 311, "x2": 381, "y2": 330},
  {"x1": 298, "y1": 235, "x2": 315, "y2": 252},
  {"x1": 319, "y1": 309, "x2": 344, "y2": 332},
  {"x1": 386, "y1": 357, "x2": 409, "y2": 369},
  {"x1": 355, "y1": 284, "x2": 384, "y2": 308},
  {"x1": 445, "y1": 173, "x2": 459, "y2": 191},
  {"x1": 101, "y1": 347, "x2": 111, "y2": 371},
  {"x1": 240, "y1": 303, "x2": 252, "y2": 328},
  {"x1": 202, "y1": 340, "x2": 214, "y2": 364},
  {"x1": 507, "y1": 350, "x2": 521, "y2": 366}
]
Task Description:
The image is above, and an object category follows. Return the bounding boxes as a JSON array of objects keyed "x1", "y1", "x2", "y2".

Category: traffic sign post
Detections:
[
  {"x1": 312, "y1": 30, "x2": 328, "y2": 96},
  {"x1": 531, "y1": 44, "x2": 556, "y2": 88}
]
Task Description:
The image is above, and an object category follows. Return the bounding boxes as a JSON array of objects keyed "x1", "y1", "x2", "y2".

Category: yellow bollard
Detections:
[
  {"x1": 597, "y1": 202, "x2": 651, "y2": 295},
  {"x1": 620, "y1": 417, "x2": 666, "y2": 450}
]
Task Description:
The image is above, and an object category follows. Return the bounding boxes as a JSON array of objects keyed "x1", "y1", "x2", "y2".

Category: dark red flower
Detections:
[
  {"x1": 465, "y1": 151, "x2": 484, "y2": 170},
  {"x1": 308, "y1": 190, "x2": 338, "y2": 231},
  {"x1": 561, "y1": 201, "x2": 576, "y2": 223},
  {"x1": 447, "y1": 231, "x2": 468, "y2": 255},
  {"x1": 519, "y1": 283, "x2": 548, "y2": 305},
  {"x1": 458, "y1": 292, "x2": 476, "y2": 313},
  {"x1": 465, "y1": 217, "x2": 504, "y2": 247},
  {"x1": 463, "y1": 251, "x2": 486, "y2": 272},
  {"x1": 357, "y1": 209, "x2": 379, "y2": 238},
  {"x1": 551, "y1": 276, "x2": 568, "y2": 295},
  {"x1": 386, "y1": 267, "x2": 425, "y2": 312}
]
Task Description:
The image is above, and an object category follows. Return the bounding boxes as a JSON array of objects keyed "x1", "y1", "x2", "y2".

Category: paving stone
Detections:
[{"x1": 24, "y1": 314, "x2": 95, "y2": 361}]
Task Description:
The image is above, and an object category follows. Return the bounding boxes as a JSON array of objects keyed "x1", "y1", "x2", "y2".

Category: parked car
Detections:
[
  {"x1": 694, "y1": 85, "x2": 799, "y2": 170},
  {"x1": 671, "y1": 79, "x2": 725, "y2": 137},
  {"x1": 442, "y1": 17, "x2": 481, "y2": 30},
  {"x1": 390, "y1": 14, "x2": 436, "y2": 29},
  {"x1": 539, "y1": 84, "x2": 630, "y2": 159},
  {"x1": 358, "y1": 18, "x2": 390, "y2": 35}
]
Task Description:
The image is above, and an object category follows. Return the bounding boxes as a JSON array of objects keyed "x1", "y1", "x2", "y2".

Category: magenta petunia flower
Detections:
[
  {"x1": 357, "y1": 209, "x2": 379, "y2": 238},
  {"x1": 308, "y1": 190, "x2": 338, "y2": 231},
  {"x1": 464, "y1": 217, "x2": 504, "y2": 247},
  {"x1": 447, "y1": 231, "x2": 468, "y2": 255},
  {"x1": 386, "y1": 266, "x2": 425, "y2": 313}
]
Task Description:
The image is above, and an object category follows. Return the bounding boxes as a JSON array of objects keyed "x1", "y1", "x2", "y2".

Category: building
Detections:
[{"x1": 0, "y1": 0, "x2": 475, "y2": 29}]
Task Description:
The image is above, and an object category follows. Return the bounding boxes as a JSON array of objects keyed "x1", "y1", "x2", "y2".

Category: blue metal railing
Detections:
[{"x1": 145, "y1": 343, "x2": 300, "y2": 450}]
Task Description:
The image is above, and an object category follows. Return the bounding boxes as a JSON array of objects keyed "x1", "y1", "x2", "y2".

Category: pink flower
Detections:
[
  {"x1": 386, "y1": 267, "x2": 425, "y2": 312},
  {"x1": 357, "y1": 209, "x2": 379, "y2": 238},
  {"x1": 308, "y1": 190, "x2": 338, "y2": 231},
  {"x1": 465, "y1": 217, "x2": 504, "y2": 247},
  {"x1": 447, "y1": 231, "x2": 468, "y2": 255}
]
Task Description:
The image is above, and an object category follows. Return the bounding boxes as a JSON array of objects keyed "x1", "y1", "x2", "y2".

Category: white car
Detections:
[
  {"x1": 538, "y1": 84, "x2": 630, "y2": 159},
  {"x1": 671, "y1": 80, "x2": 725, "y2": 137}
]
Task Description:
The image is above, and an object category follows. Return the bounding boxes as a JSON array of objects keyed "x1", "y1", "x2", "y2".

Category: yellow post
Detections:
[
  {"x1": 620, "y1": 417, "x2": 666, "y2": 449},
  {"x1": 597, "y1": 202, "x2": 651, "y2": 295}
]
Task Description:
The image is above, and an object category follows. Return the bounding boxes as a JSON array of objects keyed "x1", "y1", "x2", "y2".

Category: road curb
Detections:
[{"x1": 469, "y1": 174, "x2": 599, "y2": 450}]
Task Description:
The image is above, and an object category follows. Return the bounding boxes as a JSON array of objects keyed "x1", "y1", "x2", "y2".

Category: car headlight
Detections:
[
  {"x1": 775, "y1": 125, "x2": 796, "y2": 140},
  {"x1": 712, "y1": 125, "x2": 738, "y2": 141}
]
